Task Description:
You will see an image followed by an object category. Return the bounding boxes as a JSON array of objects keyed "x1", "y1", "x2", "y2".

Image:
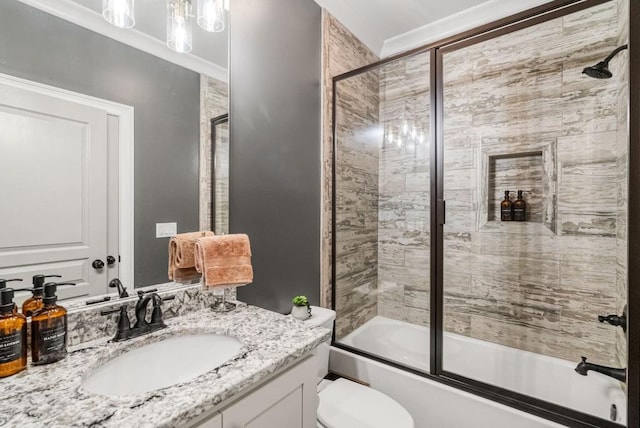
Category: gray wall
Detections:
[
  {"x1": 230, "y1": 0, "x2": 322, "y2": 313},
  {"x1": 0, "y1": 2, "x2": 200, "y2": 287}
]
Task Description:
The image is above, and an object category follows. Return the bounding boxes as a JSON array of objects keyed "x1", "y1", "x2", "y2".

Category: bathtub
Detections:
[{"x1": 334, "y1": 316, "x2": 626, "y2": 427}]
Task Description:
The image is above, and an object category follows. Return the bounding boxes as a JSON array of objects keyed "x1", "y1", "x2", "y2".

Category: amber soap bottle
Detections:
[
  {"x1": 0, "y1": 288, "x2": 28, "y2": 378},
  {"x1": 500, "y1": 190, "x2": 513, "y2": 221},
  {"x1": 513, "y1": 190, "x2": 527, "y2": 221},
  {"x1": 22, "y1": 274, "x2": 61, "y2": 317},
  {"x1": 31, "y1": 282, "x2": 73, "y2": 365}
]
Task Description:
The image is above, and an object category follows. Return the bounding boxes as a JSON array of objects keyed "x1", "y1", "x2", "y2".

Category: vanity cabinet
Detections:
[{"x1": 190, "y1": 354, "x2": 317, "y2": 428}]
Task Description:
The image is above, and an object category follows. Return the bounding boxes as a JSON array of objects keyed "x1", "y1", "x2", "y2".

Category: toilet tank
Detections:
[{"x1": 304, "y1": 306, "x2": 336, "y2": 382}]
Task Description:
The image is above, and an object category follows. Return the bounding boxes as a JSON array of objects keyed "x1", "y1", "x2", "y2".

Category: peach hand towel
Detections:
[
  {"x1": 168, "y1": 231, "x2": 215, "y2": 282},
  {"x1": 195, "y1": 234, "x2": 253, "y2": 288}
]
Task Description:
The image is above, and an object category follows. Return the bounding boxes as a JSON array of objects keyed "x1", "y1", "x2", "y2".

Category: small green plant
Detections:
[{"x1": 292, "y1": 295, "x2": 309, "y2": 307}]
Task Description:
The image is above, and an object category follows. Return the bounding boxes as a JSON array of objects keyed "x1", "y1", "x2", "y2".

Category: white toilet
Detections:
[{"x1": 304, "y1": 306, "x2": 414, "y2": 428}]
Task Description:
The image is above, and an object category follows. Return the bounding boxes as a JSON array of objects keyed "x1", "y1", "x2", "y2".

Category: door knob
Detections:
[
  {"x1": 107, "y1": 255, "x2": 116, "y2": 266},
  {"x1": 92, "y1": 259, "x2": 105, "y2": 270}
]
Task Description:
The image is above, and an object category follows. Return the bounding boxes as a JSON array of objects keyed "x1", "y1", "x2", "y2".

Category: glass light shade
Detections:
[
  {"x1": 197, "y1": 0, "x2": 225, "y2": 32},
  {"x1": 103, "y1": 0, "x2": 135, "y2": 28},
  {"x1": 167, "y1": 0, "x2": 193, "y2": 53}
]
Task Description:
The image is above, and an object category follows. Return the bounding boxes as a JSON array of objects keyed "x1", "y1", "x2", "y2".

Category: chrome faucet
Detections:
[{"x1": 575, "y1": 357, "x2": 626, "y2": 382}]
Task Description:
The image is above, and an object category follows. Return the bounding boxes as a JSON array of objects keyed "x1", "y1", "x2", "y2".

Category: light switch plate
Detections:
[{"x1": 156, "y1": 222, "x2": 177, "y2": 238}]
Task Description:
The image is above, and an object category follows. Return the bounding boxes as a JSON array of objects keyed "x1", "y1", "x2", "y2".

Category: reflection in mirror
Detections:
[
  {"x1": 0, "y1": 1, "x2": 228, "y2": 303},
  {"x1": 211, "y1": 114, "x2": 230, "y2": 235}
]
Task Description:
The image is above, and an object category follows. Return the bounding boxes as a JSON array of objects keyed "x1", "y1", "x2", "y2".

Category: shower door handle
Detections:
[{"x1": 438, "y1": 199, "x2": 446, "y2": 225}]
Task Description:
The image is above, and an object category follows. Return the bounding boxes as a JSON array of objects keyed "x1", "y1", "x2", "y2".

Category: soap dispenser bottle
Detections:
[
  {"x1": 513, "y1": 190, "x2": 527, "y2": 221},
  {"x1": 0, "y1": 279, "x2": 23, "y2": 313},
  {"x1": 31, "y1": 282, "x2": 74, "y2": 365},
  {"x1": 500, "y1": 190, "x2": 513, "y2": 221},
  {"x1": 0, "y1": 288, "x2": 28, "y2": 377},
  {"x1": 22, "y1": 274, "x2": 61, "y2": 317}
]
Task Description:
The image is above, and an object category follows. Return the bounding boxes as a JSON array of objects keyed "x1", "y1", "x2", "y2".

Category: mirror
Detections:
[{"x1": 0, "y1": 0, "x2": 229, "y2": 302}]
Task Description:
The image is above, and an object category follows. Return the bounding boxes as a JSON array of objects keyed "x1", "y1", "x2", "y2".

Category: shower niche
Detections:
[{"x1": 479, "y1": 139, "x2": 557, "y2": 234}]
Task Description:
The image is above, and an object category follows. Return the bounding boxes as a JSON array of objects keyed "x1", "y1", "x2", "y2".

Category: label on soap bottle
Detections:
[
  {"x1": 501, "y1": 206, "x2": 512, "y2": 221},
  {"x1": 0, "y1": 331, "x2": 23, "y2": 364},
  {"x1": 37, "y1": 323, "x2": 66, "y2": 354},
  {"x1": 513, "y1": 207, "x2": 525, "y2": 221}
]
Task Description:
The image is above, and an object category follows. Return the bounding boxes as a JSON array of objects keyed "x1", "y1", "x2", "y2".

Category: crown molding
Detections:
[
  {"x1": 15, "y1": 0, "x2": 228, "y2": 82},
  {"x1": 380, "y1": 0, "x2": 553, "y2": 58}
]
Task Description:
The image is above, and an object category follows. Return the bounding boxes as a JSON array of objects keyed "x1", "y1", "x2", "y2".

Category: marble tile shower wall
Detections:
[
  {"x1": 321, "y1": 12, "x2": 380, "y2": 339},
  {"x1": 441, "y1": 2, "x2": 626, "y2": 365},
  {"x1": 377, "y1": 53, "x2": 431, "y2": 325}
]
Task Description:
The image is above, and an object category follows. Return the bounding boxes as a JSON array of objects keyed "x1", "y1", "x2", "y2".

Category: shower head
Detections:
[
  {"x1": 582, "y1": 61, "x2": 612, "y2": 79},
  {"x1": 582, "y1": 44, "x2": 628, "y2": 79}
]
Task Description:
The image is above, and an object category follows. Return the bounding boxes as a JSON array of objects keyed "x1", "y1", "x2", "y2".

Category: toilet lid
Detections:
[{"x1": 317, "y1": 378, "x2": 414, "y2": 428}]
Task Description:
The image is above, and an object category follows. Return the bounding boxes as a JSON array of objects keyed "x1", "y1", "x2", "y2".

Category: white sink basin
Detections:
[{"x1": 82, "y1": 334, "x2": 243, "y2": 396}]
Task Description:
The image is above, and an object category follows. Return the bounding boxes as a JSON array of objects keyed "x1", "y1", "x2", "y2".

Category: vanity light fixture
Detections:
[
  {"x1": 167, "y1": 0, "x2": 193, "y2": 53},
  {"x1": 102, "y1": 0, "x2": 135, "y2": 29},
  {"x1": 103, "y1": 0, "x2": 227, "y2": 53},
  {"x1": 197, "y1": 0, "x2": 226, "y2": 32}
]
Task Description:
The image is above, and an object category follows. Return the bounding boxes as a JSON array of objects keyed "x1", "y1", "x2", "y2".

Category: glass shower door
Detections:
[
  {"x1": 333, "y1": 51, "x2": 432, "y2": 372},
  {"x1": 440, "y1": 1, "x2": 628, "y2": 424}
]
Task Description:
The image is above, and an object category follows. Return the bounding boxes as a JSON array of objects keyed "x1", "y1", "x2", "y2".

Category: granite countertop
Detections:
[{"x1": 0, "y1": 305, "x2": 330, "y2": 428}]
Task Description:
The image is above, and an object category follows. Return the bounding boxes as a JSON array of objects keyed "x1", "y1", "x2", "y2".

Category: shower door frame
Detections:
[
  {"x1": 626, "y1": 0, "x2": 639, "y2": 425},
  {"x1": 331, "y1": 0, "x2": 638, "y2": 427}
]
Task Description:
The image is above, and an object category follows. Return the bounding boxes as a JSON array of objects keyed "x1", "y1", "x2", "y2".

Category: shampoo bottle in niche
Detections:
[
  {"x1": 513, "y1": 190, "x2": 527, "y2": 221},
  {"x1": 500, "y1": 190, "x2": 513, "y2": 221},
  {"x1": 22, "y1": 274, "x2": 61, "y2": 317},
  {"x1": 0, "y1": 288, "x2": 27, "y2": 378},
  {"x1": 31, "y1": 282, "x2": 74, "y2": 365},
  {"x1": 0, "y1": 279, "x2": 23, "y2": 313}
]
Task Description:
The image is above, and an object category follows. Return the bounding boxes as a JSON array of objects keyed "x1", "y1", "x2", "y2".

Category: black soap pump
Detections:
[
  {"x1": 31, "y1": 281, "x2": 75, "y2": 365},
  {"x1": 22, "y1": 274, "x2": 61, "y2": 316},
  {"x1": 0, "y1": 279, "x2": 23, "y2": 313}
]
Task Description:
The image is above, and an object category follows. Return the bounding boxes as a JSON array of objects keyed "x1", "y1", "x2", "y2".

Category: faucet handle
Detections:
[
  {"x1": 598, "y1": 308, "x2": 627, "y2": 332},
  {"x1": 151, "y1": 303, "x2": 164, "y2": 325},
  {"x1": 101, "y1": 305, "x2": 131, "y2": 342},
  {"x1": 150, "y1": 294, "x2": 173, "y2": 325}
]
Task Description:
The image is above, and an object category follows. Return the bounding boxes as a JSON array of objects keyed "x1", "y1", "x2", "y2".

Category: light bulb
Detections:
[
  {"x1": 103, "y1": 0, "x2": 135, "y2": 28},
  {"x1": 167, "y1": 0, "x2": 193, "y2": 53},
  {"x1": 198, "y1": 0, "x2": 225, "y2": 32}
]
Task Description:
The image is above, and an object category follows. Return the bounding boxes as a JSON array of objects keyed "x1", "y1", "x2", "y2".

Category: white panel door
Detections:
[{"x1": 0, "y1": 82, "x2": 109, "y2": 300}]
